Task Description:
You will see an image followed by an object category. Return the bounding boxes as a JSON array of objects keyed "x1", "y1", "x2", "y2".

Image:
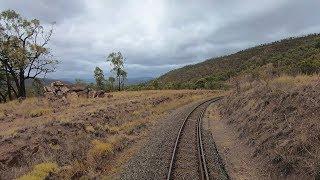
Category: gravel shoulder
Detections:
[
  {"x1": 203, "y1": 103, "x2": 269, "y2": 180},
  {"x1": 119, "y1": 99, "x2": 209, "y2": 180}
]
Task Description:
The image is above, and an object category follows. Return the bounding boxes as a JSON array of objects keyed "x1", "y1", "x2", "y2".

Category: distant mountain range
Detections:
[
  {"x1": 25, "y1": 77, "x2": 153, "y2": 87},
  {"x1": 126, "y1": 77, "x2": 153, "y2": 85}
]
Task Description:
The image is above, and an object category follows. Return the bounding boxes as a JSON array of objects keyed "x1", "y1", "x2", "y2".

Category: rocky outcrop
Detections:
[{"x1": 44, "y1": 81, "x2": 107, "y2": 99}]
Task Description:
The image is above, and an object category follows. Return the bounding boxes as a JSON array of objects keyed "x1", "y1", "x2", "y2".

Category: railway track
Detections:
[{"x1": 166, "y1": 97, "x2": 222, "y2": 180}]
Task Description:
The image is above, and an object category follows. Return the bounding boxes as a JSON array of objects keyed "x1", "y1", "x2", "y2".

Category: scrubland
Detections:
[
  {"x1": 218, "y1": 74, "x2": 320, "y2": 178},
  {"x1": 0, "y1": 90, "x2": 218, "y2": 179}
]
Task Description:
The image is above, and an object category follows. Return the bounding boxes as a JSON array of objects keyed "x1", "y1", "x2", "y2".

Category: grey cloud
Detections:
[
  {"x1": 1, "y1": 0, "x2": 320, "y2": 79},
  {"x1": 0, "y1": 0, "x2": 86, "y2": 23}
]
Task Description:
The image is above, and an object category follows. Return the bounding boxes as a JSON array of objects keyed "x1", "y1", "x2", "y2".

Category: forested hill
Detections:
[{"x1": 157, "y1": 34, "x2": 320, "y2": 84}]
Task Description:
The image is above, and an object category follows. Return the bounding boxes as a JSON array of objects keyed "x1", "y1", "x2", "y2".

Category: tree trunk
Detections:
[
  {"x1": 18, "y1": 69, "x2": 26, "y2": 98},
  {"x1": 2, "y1": 60, "x2": 20, "y2": 98},
  {"x1": 118, "y1": 76, "x2": 121, "y2": 91},
  {"x1": 0, "y1": 92, "x2": 6, "y2": 103},
  {"x1": 5, "y1": 67, "x2": 12, "y2": 100}
]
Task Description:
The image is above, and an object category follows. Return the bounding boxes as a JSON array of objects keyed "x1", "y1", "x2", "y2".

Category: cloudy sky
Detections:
[{"x1": 1, "y1": 0, "x2": 320, "y2": 80}]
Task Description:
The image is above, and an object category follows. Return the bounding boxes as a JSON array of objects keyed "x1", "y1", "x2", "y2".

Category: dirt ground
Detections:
[
  {"x1": 204, "y1": 104, "x2": 268, "y2": 180},
  {"x1": 0, "y1": 90, "x2": 219, "y2": 179},
  {"x1": 207, "y1": 75, "x2": 320, "y2": 179}
]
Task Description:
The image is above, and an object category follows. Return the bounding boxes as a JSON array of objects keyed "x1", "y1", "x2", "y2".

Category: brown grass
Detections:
[
  {"x1": 0, "y1": 90, "x2": 220, "y2": 179},
  {"x1": 18, "y1": 162, "x2": 59, "y2": 180},
  {"x1": 219, "y1": 74, "x2": 320, "y2": 178}
]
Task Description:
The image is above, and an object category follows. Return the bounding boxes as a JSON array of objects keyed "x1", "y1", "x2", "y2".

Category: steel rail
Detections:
[
  {"x1": 198, "y1": 104, "x2": 210, "y2": 180},
  {"x1": 166, "y1": 97, "x2": 221, "y2": 180}
]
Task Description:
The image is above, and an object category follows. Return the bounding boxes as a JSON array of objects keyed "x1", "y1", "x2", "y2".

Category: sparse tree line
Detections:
[
  {"x1": 0, "y1": 9, "x2": 128, "y2": 103},
  {"x1": 1, "y1": 9, "x2": 320, "y2": 102},
  {"x1": 93, "y1": 51, "x2": 127, "y2": 92}
]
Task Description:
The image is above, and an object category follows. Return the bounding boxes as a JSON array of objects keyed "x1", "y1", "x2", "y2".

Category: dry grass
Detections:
[
  {"x1": 18, "y1": 162, "x2": 59, "y2": 180},
  {"x1": 89, "y1": 139, "x2": 114, "y2": 157},
  {"x1": 269, "y1": 75, "x2": 319, "y2": 92},
  {"x1": 0, "y1": 98, "x2": 51, "y2": 118},
  {"x1": 29, "y1": 108, "x2": 53, "y2": 118},
  {"x1": 219, "y1": 74, "x2": 320, "y2": 178},
  {"x1": 0, "y1": 90, "x2": 220, "y2": 179}
]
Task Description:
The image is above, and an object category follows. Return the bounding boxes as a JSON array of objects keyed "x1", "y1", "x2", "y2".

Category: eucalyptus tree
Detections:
[
  {"x1": 108, "y1": 76, "x2": 115, "y2": 90},
  {"x1": 106, "y1": 52, "x2": 127, "y2": 91},
  {"x1": 0, "y1": 10, "x2": 58, "y2": 98},
  {"x1": 94, "y1": 67, "x2": 105, "y2": 90}
]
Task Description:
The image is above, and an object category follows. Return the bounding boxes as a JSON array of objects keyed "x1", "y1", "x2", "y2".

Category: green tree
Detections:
[
  {"x1": 107, "y1": 52, "x2": 127, "y2": 91},
  {"x1": 75, "y1": 78, "x2": 86, "y2": 85},
  {"x1": 94, "y1": 67, "x2": 105, "y2": 90},
  {"x1": 119, "y1": 69, "x2": 127, "y2": 90},
  {"x1": 32, "y1": 78, "x2": 44, "y2": 97},
  {"x1": 0, "y1": 69, "x2": 7, "y2": 102},
  {"x1": 315, "y1": 40, "x2": 320, "y2": 49},
  {"x1": 108, "y1": 76, "x2": 115, "y2": 90},
  {"x1": 0, "y1": 10, "x2": 58, "y2": 98},
  {"x1": 150, "y1": 80, "x2": 160, "y2": 89},
  {"x1": 195, "y1": 78, "x2": 206, "y2": 89},
  {"x1": 298, "y1": 60, "x2": 320, "y2": 75}
]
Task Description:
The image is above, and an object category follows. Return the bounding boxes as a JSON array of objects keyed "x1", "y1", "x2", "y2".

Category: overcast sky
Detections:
[{"x1": 1, "y1": 0, "x2": 320, "y2": 80}]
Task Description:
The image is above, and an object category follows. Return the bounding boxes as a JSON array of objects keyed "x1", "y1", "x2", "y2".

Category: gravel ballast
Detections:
[
  {"x1": 119, "y1": 98, "x2": 226, "y2": 180},
  {"x1": 119, "y1": 99, "x2": 207, "y2": 180}
]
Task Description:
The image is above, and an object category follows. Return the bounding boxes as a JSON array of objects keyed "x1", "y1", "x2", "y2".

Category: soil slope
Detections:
[{"x1": 216, "y1": 75, "x2": 320, "y2": 179}]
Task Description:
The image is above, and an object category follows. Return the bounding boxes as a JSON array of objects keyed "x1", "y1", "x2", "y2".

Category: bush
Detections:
[
  {"x1": 195, "y1": 79, "x2": 206, "y2": 89},
  {"x1": 19, "y1": 162, "x2": 59, "y2": 180},
  {"x1": 29, "y1": 108, "x2": 52, "y2": 118},
  {"x1": 204, "y1": 81, "x2": 226, "y2": 90},
  {"x1": 298, "y1": 60, "x2": 320, "y2": 75},
  {"x1": 89, "y1": 139, "x2": 113, "y2": 157},
  {"x1": 315, "y1": 40, "x2": 320, "y2": 49}
]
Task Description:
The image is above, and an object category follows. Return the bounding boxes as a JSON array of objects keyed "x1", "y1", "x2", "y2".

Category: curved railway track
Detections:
[{"x1": 167, "y1": 97, "x2": 222, "y2": 180}]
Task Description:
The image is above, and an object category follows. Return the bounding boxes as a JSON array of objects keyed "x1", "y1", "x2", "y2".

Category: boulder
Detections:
[
  {"x1": 88, "y1": 90, "x2": 106, "y2": 98},
  {"x1": 44, "y1": 81, "x2": 106, "y2": 99}
]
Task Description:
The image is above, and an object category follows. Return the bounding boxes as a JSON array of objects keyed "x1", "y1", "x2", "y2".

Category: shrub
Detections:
[
  {"x1": 19, "y1": 162, "x2": 59, "y2": 180},
  {"x1": 195, "y1": 78, "x2": 206, "y2": 89},
  {"x1": 204, "y1": 81, "x2": 228, "y2": 90},
  {"x1": 89, "y1": 139, "x2": 113, "y2": 157},
  {"x1": 29, "y1": 108, "x2": 52, "y2": 118},
  {"x1": 119, "y1": 120, "x2": 148, "y2": 135},
  {"x1": 298, "y1": 60, "x2": 320, "y2": 75},
  {"x1": 315, "y1": 40, "x2": 320, "y2": 49}
]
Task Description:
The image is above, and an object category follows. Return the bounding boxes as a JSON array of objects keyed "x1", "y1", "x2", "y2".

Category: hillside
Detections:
[
  {"x1": 158, "y1": 34, "x2": 320, "y2": 84},
  {"x1": 214, "y1": 75, "x2": 320, "y2": 178}
]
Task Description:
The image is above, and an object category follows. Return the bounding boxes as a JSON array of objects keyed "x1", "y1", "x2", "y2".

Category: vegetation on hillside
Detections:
[
  {"x1": 218, "y1": 74, "x2": 320, "y2": 178},
  {"x1": 156, "y1": 34, "x2": 320, "y2": 89}
]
